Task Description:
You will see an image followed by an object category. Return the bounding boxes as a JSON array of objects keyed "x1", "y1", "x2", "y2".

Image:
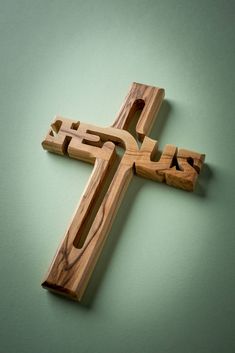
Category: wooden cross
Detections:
[{"x1": 41, "y1": 82, "x2": 205, "y2": 301}]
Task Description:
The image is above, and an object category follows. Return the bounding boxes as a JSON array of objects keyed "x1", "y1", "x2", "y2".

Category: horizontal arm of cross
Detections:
[{"x1": 42, "y1": 116, "x2": 205, "y2": 191}]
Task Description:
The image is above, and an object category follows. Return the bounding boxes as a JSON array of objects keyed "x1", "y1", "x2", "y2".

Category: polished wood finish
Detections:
[{"x1": 41, "y1": 82, "x2": 205, "y2": 301}]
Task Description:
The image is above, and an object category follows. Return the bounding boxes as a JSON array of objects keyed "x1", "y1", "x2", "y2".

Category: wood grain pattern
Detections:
[{"x1": 41, "y1": 82, "x2": 205, "y2": 300}]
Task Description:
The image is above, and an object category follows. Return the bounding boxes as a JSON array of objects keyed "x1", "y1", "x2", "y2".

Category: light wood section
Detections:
[
  {"x1": 41, "y1": 82, "x2": 205, "y2": 301},
  {"x1": 42, "y1": 157, "x2": 133, "y2": 300},
  {"x1": 112, "y1": 82, "x2": 165, "y2": 141},
  {"x1": 135, "y1": 136, "x2": 205, "y2": 191}
]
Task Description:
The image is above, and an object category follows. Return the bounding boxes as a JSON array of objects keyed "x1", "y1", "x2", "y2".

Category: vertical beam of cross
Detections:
[{"x1": 41, "y1": 83, "x2": 205, "y2": 301}]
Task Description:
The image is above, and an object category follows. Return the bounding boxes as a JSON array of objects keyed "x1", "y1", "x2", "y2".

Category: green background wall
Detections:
[{"x1": 0, "y1": 1, "x2": 234, "y2": 352}]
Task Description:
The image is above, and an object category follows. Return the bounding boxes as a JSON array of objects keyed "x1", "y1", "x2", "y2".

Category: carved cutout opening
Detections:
[
  {"x1": 50, "y1": 120, "x2": 62, "y2": 136},
  {"x1": 71, "y1": 121, "x2": 80, "y2": 130},
  {"x1": 62, "y1": 136, "x2": 72, "y2": 155},
  {"x1": 73, "y1": 145, "x2": 125, "y2": 249},
  {"x1": 126, "y1": 99, "x2": 145, "y2": 140},
  {"x1": 171, "y1": 154, "x2": 180, "y2": 170}
]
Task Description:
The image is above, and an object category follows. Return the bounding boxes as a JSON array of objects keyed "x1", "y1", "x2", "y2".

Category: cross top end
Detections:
[{"x1": 41, "y1": 82, "x2": 205, "y2": 301}]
